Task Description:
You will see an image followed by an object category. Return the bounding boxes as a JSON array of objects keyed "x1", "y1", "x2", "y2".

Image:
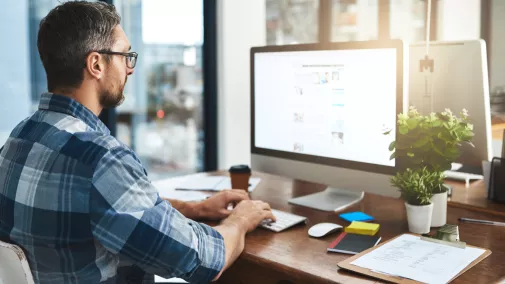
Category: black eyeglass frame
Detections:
[{"x1": 96, "y1": 50, "x2": 138, "y2": 68}]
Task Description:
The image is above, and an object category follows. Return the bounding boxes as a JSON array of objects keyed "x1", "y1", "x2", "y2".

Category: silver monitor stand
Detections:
[{"x1": 288, "y1": 187, "x2": 364, "y2": 212}]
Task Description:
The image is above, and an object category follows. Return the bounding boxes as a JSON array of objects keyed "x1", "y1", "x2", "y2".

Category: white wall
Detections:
[
  {"x1": 437, "y1": 0, "x2": 481, "y2": 41},
  {"x1": 0, "y1": 0, "x2": 31, "y2": 146},
  {"x1": 217, "y1": 0, "x2": 266, "y2": 169},
  {"x1": 490, "y1": 0, "x2": 505, "y2": 90}
]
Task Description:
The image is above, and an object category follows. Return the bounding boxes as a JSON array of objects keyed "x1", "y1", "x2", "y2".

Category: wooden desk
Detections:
[{"x1": 211, "y1": 171, "x2": 505, "y2": 284}]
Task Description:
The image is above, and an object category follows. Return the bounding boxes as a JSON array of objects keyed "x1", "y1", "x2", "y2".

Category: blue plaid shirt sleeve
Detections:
[{"x1": 89, "y1": 146, "x2": 225, "y2": 283}]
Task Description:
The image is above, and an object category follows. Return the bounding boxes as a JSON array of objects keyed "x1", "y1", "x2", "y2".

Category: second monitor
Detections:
[
  {"x1": 409, "y1": 40, "x2": 492, "y2": 169},
  {"x1": 250, "y1": 40, "x2": 406, "y2": 211}
]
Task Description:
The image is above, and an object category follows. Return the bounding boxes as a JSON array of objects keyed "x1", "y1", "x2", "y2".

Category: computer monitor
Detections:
[
  {"x1": 250, "y1": 40, "x2": 407, "y2": 211},
  {"x1": 409, "y1": 40, "x2": 492, "y2": 170}
]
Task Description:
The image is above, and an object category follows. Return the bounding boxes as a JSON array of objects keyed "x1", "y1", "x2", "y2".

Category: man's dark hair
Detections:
[{"x1": 37, "y1": 1, "x2": 121, "y2": 92}]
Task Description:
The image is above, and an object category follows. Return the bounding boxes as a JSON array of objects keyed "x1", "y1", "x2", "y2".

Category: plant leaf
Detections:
[
  {"x1": 389, "y1": 141, "x2": 396, "y2": 151},
  {"x1": 412, "y1": 135, "x2": 430, "y2": 148},
  {"x1": 399, "y1": 125, "x2": 409, "y2": 135},
  {"x1": 407, "y1": 118, "x2": 419, "y2": 129},
  {"x1": 437, "y1": 131, "x2": 453, "y2": 142},
  {"x1": 389, "y1": 108, "x2": 474, "y2": 179}
]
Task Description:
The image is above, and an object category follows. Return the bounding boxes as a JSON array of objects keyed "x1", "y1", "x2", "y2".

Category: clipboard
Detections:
[{"x1": 337, "y1": 233, "x2": 492, "y2": 283}]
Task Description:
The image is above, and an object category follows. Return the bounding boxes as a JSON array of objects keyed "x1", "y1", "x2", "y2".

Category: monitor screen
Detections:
[{"x1": 253, "y1": 48, "x2": 397, "y2": 168}]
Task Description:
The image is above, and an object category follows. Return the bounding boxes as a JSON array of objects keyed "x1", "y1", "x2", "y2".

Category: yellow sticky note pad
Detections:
[{"x1": 345, "y1": 221, "x2": 380, "y2": 236}]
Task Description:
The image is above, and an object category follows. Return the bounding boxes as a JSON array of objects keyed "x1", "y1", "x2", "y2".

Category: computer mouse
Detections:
[{"x1": 308, "y1": 223, "x2": 343, "y2": 238}]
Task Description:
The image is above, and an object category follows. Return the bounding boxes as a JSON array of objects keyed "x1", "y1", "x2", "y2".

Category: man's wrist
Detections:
[
  {"x1": 185, "y1": 201, "x2": 203, "y2": 220},
  {"x1": 165, "y1": 198, "x2": 204, "y2": 220},
  {"x1": 221, "y1": 217, "x2": 247, "y2": 235}
]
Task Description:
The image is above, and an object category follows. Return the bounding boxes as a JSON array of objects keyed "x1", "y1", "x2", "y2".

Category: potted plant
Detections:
[
  {"x1": 391, "y1": 167, "x2": 434, "y2": 234},
  {"x1": 386, "y1": 107, "x2": 474, "y2": 229}
]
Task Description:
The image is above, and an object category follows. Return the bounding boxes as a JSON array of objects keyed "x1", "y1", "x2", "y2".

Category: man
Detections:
[{"x1": 0, "y1": 1, "x2": 275, "y2": 283}]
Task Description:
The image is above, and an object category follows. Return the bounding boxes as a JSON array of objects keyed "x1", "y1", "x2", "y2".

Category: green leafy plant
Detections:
[
  {"x1": 385, "y1": 106, "x2": 474, "y2": 197},
  {"x1": 386, "y1": 106, "x2": 474, "y2": 172},
  {"x1": 391, "y1": 167, "x2": 441, "y2": 205}
]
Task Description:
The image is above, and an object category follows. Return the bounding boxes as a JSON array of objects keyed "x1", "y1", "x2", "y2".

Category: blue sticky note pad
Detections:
[{"x1": 339, "y1": 212, "x2": 374, "y2": 222}]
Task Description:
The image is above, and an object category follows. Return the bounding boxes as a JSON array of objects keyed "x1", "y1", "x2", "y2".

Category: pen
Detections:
[{"x1": 459, "y1": 217, "x2": 505, "y2": 227}]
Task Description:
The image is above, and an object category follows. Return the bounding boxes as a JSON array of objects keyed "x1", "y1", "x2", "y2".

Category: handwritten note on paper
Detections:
[{"x1": 350, "y1": 234, "x2": 486, "y2": 283}]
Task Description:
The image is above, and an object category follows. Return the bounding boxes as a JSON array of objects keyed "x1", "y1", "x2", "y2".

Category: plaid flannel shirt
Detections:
[{"x1": 0, "y1": 93, "x2": 225, "y2": 283}]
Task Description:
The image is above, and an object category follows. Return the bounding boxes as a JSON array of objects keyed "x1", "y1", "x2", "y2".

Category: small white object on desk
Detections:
[{"x1": 308, "y1": 223, "x2": 342, "y2": 238}]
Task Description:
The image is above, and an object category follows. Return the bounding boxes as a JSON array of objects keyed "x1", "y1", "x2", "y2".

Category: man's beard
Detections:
[{"x1": 99, "y1": 77, "x2": 126, "y2": 109}]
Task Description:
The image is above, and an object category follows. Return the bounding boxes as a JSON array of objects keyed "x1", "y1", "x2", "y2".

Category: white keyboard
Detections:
[
  {"x1": 444, "y1": 170, "x2": 483, "y2": 187},
  {"x1": 444, "y1": 170, "x2": 483, "y2": 181},
  {"x1": 260, "y1": 209, "x2": 307, "y2": 232}
]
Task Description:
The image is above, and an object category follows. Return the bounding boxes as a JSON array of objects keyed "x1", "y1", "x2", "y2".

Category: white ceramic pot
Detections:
[
  {"x1": 431, "y1": 191, "x2": 448, "y2": 227},
  {"x1": 405, "y1": 202, "x2": 433, "y2": 234}
]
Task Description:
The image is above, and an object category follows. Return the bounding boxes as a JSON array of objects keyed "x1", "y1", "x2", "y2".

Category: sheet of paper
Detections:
[
  {"x1": 350, "y1": 234, "x2": 486, "y2": 284},
  {"x1": 152, "y1": 176, "x2": 190, "y2": 193},
  {"x1": 160, "y1": 190, "x2": 210, "y2": 202},
  {"x1": 214, "y1": 177, "x2": 261, "y2": 192},
  {"x1": 175, "y1": 176, "x2": 261, "y2": 192},
  {"x1": 174, "y1": 176, "x2": 225, "y2": 191},
  {"x1": 155, "y1": 275, "x2": 187, "y2": 283},
  {"x1": 152, "y1": 176, "x2": 210, "y2": 201}
]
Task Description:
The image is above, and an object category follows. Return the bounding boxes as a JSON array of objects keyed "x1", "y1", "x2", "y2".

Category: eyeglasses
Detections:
[{"x1": 97, "y1": 50, "x2": 138, "y2": 68}]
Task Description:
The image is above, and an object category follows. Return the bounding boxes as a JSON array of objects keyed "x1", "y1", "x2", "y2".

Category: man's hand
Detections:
[
  {"x1": 212, "y1": 199, "x2": 276, "y2": 281},
  {"x1": 221, "y1": 200, "x2": 276, "y2": 233},
  {"x1": 195, "y1": 190, "x2": 250, "y2": 221}
]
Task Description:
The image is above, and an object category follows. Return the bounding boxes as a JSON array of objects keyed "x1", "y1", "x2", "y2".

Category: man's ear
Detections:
[{"x1": 86, "y1": 52, "x2": 105, "y2": 80}]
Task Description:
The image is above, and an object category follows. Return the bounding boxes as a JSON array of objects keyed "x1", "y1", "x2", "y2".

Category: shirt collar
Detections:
[{"x1": 38, "y1": 93, "x2": 110, "y2": 135}]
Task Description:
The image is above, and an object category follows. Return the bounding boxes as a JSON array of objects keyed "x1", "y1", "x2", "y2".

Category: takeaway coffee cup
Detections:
[{"x1": 228, "y1": 165, "x2": 251, "y2": 191}]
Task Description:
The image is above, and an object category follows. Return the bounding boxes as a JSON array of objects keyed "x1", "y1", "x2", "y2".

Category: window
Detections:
[
  {"x1": 390, "y1": 0, "x2": 426, "y2": 42},
  {"x1": 265, "y1": 0, "x2": 441, "y2": 44},
  {"x1": 114, "y1": 0, "x2": 206, "y2": 179},
  {"x1": 0, "y1": 0, "x2": 98, "y2": 145},
  {"x1": 1, "y1": 0, "x2": 215, "y2": 178},
  {"x1": 332, "y1": 0, "x2": 378, "y2": 42},
  {"x1": 0, "y1": 1, "x2": 30, "y2": 145},
  {"x1": 266, "y1": 0, "x2": 319, "y2": 45},
  {"x1": 29, "y1": 0, "x2": 93, "y2": 110}
]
